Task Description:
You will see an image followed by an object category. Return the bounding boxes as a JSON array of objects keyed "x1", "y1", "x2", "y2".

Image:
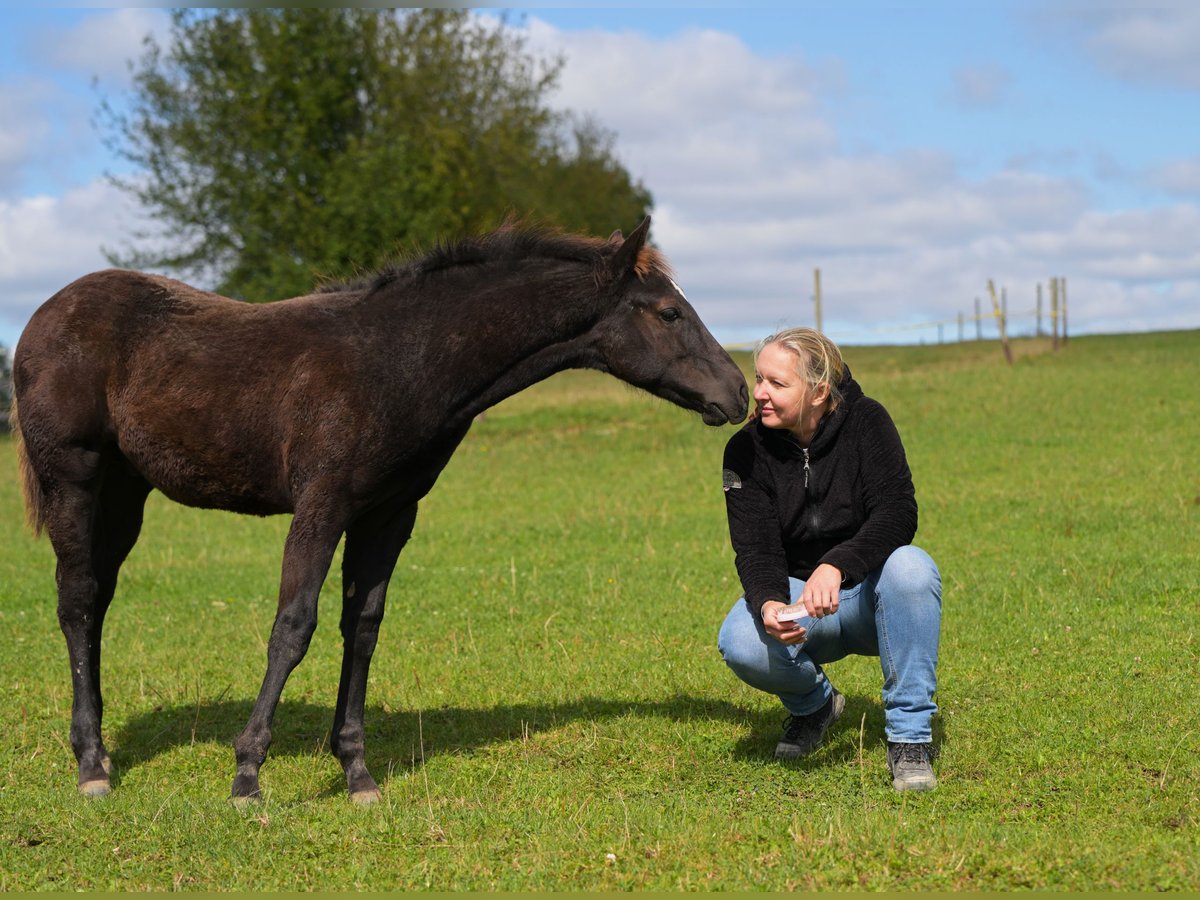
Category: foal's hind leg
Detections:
[
  {"x1": 331, "y1": 503, "x2": 418, "y2": 804},
  {"x1": 87, "y1": 459, "x2": 152, "y2": 787},
  {"x1": 43, "y1": 474, "x2": 108, "y2": 795},
  {"x1": 42, "y1": 451, "x2": 150, "y2": 796}
]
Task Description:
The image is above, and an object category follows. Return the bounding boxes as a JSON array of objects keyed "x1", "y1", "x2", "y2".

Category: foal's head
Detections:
[{"x1": 590, "y1": 217, "x2": 748, "y2": 426}]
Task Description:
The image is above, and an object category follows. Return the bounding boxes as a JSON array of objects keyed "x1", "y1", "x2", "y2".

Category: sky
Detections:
[{"x1": 2, "y1": 4, "x2": 1199, "y2": 353}]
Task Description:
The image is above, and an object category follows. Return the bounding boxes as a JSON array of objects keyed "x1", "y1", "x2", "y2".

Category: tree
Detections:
[
  {"x1": 1, "y1": 343, "x2": 12, "y2": 431},
  {"x1": 100, "y1": 9, "x2": 652, "y2": 301}
]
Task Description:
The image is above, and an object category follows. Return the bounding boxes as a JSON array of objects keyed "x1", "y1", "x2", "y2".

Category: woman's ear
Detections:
[{"x1": 811, "y1": 383, "x2": 831, "y2": 407}]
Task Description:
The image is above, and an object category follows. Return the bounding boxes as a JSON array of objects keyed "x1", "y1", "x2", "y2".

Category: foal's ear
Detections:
[
  {"x1": 608, "y1": 229, "x2": 624, "y2": 243},
  {"x1": 608, "y1": 216, "x2": 651, "y2": 279}
]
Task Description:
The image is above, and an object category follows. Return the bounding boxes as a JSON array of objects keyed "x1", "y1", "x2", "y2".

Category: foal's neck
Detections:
[{"x1": 376, "y1": 261, "x2": 609, "y2": 425}]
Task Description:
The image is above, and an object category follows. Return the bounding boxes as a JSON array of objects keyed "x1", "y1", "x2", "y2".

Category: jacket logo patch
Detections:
[{"x1": 723, "y1": 469, "x2": 742, "y2": 492}]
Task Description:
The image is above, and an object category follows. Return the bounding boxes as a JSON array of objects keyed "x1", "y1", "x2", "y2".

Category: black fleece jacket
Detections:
[{"x1": 722, "y1": 368, "x2": 917, "y2": 619}]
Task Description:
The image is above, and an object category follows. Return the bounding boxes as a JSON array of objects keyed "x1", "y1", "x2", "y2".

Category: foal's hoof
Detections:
[
  {"x1": 230, "y1": 772, "x2": 262, "y2": 806},
  {"x1": 230, "y1": 793, "x2": 262, "y2": 809},
  {"x1": 79, "y1": 778, "x2": 111, "y2": 798},
  {"x1": 351, "y1": 787, "x2": 382, "y2": 806}
]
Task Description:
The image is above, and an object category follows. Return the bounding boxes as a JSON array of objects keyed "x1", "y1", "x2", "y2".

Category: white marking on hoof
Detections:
[
  {"x1": 80, "y1": 779, "x2": 111, "y2": 797},
  {"x1": 351, "y1": 788, "x2": 381, "y2": 806}
]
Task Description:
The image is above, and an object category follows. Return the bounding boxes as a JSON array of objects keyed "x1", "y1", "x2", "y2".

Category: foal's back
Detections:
[{"x1": 17, "y1": 269, "x2": 369, "y2": 515}]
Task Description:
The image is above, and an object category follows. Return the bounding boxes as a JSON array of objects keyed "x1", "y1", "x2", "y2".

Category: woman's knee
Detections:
[
  {"x1": 879, "y1": 545, "x2": 941, "y2": 604},
  {"x1": 717, "y1": 601, "x2": 768, "y2": 673}
]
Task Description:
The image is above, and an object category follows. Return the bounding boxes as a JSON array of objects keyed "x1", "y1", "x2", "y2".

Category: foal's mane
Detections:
[{"x1": 319, "y1": 223, "x2": 672, "y2": 296}]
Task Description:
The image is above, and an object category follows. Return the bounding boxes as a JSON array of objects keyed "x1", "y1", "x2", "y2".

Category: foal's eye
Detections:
[{"x1": 659, "y1": 307, "x2": 682, "y2": 323}]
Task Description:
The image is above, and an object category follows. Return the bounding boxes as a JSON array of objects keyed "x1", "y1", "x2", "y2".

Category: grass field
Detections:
[{"x1": 1, "y1": 331, "x2": 1198, "y2": 890}]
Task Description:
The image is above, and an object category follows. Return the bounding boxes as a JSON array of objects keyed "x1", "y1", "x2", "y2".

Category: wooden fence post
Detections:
[
  {"x1": 1050, "y1": 277, "x2": 1060, "y2": 351},
  {"x1": 988, "y1": 279, "x2": 1014, "y2": 366}
]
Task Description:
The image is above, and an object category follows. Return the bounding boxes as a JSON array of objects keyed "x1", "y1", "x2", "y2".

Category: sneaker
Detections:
[
  {"x1": 775, "y1": 689, "x2": 845, "y2": 759},
  {"x1": 887, "y1": 741, "x2": 937, "y2": 791}
]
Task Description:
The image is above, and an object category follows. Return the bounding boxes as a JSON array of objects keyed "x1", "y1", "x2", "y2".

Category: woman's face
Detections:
[{"x1": 753, "y1": 342, "x2": 824, "y2": 434}]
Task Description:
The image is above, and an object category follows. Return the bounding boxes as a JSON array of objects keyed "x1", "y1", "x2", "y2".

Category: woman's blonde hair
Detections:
[{"x1": 754, "y1": 327, "x2": 847, "y2": 410}]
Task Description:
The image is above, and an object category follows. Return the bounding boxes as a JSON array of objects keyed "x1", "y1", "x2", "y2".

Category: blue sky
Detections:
[
  {"x1": 2, "y1": 5, "x2": 1199, "y2": 351},
  {"x1": 527, "y1": 5, "x2": 1197, "y2": 203}
]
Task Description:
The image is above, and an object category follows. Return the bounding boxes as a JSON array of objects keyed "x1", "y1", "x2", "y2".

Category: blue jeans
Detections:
[{"x1": 717, "y1": 545, "x2": 941, "y2": 743}]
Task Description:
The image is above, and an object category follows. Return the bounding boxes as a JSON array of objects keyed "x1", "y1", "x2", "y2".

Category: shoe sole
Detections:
[
  {"x1": 774, "y1": 691, "x2": 846, "y2": 759},
  {"x1": 889, "y1": 751, "x2": 938, "y2": 791},
  {"x1": 892, "y1": 774, "x2": 937, "y2": 791}
]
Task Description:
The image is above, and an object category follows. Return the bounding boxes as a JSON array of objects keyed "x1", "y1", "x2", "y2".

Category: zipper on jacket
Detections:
[{"x1": 802, "y1": 448, "x2": 810, "y2": 489}]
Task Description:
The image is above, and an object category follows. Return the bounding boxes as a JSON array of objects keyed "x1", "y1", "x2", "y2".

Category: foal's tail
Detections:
[{"x1": 9, "y1": 396, "x2": 47, "y2": 537}]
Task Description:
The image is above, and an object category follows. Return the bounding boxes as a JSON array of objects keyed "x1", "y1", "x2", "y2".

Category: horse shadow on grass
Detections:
[{"x1": 105, "y1": 690, "x2": 942, "y2": 796}]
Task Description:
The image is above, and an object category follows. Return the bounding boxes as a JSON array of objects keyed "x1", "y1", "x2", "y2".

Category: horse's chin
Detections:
[
  {"x1": 704, "y1": 383, "x2": 750, "y2": 426},
  {"x1": 655, "y1": 385, "x2": 746, "y2": 426},
  {"x1": 701, "y1": 403, "x2": 741, "y2": 426}
]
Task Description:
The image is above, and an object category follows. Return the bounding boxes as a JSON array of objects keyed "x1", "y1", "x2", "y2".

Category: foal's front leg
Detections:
[
  {"x1": 231, "y1": 510, "x2": 343, "y2": 802},
  {"x1": 331, "y1": 502, "x2": 418, "y2": 804}
]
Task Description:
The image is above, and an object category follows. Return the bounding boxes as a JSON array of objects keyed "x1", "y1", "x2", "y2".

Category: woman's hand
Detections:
[
  {"x1": 761, "y1": 600, "x2": 808, "y2": 645},
  {"x1": 801, "y1": 563, "x2": 843, "y2": 617},
  {"x1": 761, "y1": 565, "x2": 843, "y2": 644}
]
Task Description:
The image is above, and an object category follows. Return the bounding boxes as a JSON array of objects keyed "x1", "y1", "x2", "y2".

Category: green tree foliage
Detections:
[
  {"x1": 0, "y1": 343, "x2": 12, "y2": 430},
  {"x1": 100, "y1": 9, "x2": 653, "y2": 300}
]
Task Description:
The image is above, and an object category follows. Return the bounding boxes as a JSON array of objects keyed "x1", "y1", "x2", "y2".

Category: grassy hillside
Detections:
[{"x1": 1, "y1": 332, "x2": 1197, "y2": 890}]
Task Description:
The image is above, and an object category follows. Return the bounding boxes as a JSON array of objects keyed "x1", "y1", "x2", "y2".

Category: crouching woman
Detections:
[{"x1": 717, "y1": 327, "x2": 942, "y2": 791}]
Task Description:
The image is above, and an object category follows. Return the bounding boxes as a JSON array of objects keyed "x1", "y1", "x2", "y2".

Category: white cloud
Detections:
[
  {"x1": 0, "y1": 81, "x2": 62, "y2": 195},
  {"x1": 42, "y1": 8, "x2": 169, "y2": 85},
  {"x1": 0, "y1": 179, "x2": 140, "y2": 347},
  {"x1": 1084, "y1": 6, "x2": 1200, "y2": 91},
  {"x1": 951, "y1": 64, "x2": 1012, "y2": 109},
  {"x1": 0, "y1": 9, "x2": 168, "y2": 203},
  {"x1": 1041, "y1": 3, "x2": 1200, "y2": 92},
  {"x1": 1148, "y1": 157, "x2": 1200, "y2": 197},
  {"x1": 514, "y1": 14, "x2": 1200, "y2": 344},
  {"x1": 524, "y1": 18, "x2": 836, "y2": 192}
]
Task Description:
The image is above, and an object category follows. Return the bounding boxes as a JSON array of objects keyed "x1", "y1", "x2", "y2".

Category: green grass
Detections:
[{"x1": 1, "y1": 332, "x2": 1198, "y2": 890}]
